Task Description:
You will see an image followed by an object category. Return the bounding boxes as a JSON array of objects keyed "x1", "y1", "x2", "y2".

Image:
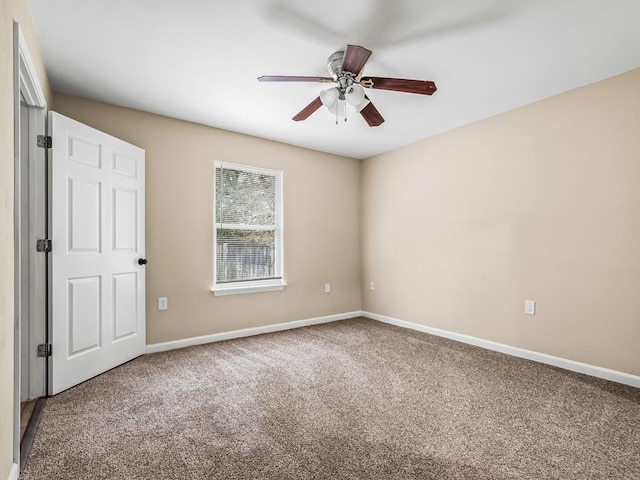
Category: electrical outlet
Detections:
[
  {"x1": 524, "y1": 300, "x2": 535, "y2": 315},
  {"x1": 370, "y1": 281, "x2": 375, "y2": 290},
  {"x1": 324, "y1": 283, "x2": 331, "y2": 293},
  {"x1": 158, "y1": 297, "x2": 168, "y2": 311}
]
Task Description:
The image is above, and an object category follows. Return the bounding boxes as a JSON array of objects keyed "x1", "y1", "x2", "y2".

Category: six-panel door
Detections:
[{"x1": 50, "y1": 112, "x2": 145, "y2": 395}]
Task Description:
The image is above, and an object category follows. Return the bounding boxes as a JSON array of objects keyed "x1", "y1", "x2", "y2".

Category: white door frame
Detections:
[{"x1": 13, "y1": 21, "x2": 47, "y2": 476}]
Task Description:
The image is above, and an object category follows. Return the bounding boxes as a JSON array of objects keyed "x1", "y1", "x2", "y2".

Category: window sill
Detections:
[{"x1": 211, "y1": 281, "x2": 286, "y2": 296}]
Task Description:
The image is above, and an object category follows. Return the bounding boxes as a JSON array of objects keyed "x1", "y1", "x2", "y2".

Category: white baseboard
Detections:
[
  {"x1": 6, "y1": 464, "x2": 18, "y2": 480},
  {"x1": 146, "y1": 311, "x2": 362, "y2": 354},
  {"x1": 363, "y1": 311, "x2": 640, "y2": 389},
  {"x1": 145, "y1": 309, "x2": 639, "y2": 388}
]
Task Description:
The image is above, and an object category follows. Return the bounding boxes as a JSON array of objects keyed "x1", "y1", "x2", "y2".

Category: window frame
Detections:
[{"x1": 211, "y1": 161, "x2": 285, "y2": 296}]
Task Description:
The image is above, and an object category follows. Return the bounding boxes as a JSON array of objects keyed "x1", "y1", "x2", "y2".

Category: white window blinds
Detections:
[{"x1": 214, "y1": 164, "x2": 282, "y2": 285}]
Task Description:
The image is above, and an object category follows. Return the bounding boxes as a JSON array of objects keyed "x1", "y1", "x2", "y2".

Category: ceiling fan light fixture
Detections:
[
  {"x1": 320, "y1": 87, "x2": 340, "y2": 109},
  {"x1": 344, "y1": 84, "x2": 365, "y2": 106}
]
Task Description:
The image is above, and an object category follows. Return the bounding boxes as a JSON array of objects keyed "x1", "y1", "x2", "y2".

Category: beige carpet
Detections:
[{"x1": 22, "y1": 317, "x2": 640, "y2": 479}]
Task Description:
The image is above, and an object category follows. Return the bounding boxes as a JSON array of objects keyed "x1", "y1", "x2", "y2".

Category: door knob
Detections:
[{"x1": 137, "y1": 258, "x2": 148, "y2": 265}]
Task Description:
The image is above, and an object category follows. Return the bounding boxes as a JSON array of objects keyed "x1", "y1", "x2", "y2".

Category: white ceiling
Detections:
[{"x1": 28, "y1": 0, "x2": 640, "y2": 159}]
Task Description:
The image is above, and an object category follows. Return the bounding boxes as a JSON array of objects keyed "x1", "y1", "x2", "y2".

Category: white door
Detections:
[{"x1": 50, "y1": 111, "x2": 146, "y2": 395}]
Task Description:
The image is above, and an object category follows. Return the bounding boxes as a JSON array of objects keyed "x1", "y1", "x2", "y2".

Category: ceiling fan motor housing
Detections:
[
  {"x1": 327, "y1": 47, "x2": 361, "y2": 100},
  {"x1": 327, "y1": 49, "x2": 345, "y2": 78}
]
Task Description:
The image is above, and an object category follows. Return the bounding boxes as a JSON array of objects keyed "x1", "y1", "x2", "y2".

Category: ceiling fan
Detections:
[{"x1": 258, "y1": 44, "x2": 437, "y2": 127}]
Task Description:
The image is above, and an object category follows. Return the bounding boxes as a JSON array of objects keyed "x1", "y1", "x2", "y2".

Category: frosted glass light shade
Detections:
[
  {"x1": 320, "y1": 87, "x2": 340, "y2": 108},
  {"x1": 344, "y1": 84, "x2": 365, "y2": 106}
]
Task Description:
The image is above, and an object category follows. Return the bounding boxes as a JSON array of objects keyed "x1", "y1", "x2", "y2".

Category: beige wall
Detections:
[
  {"x1": 362, "y1": 68, "x2": 640, "y2": 376},
  {"x1": 1, "y1": 0, "x2": 51, "y2": 477},
  {"x1": 53, "y1": 93, "x2": 362, "y2": 345}
]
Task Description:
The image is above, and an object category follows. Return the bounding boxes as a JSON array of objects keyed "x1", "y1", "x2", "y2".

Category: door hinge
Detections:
[
  {"x1": 37, "y1": 135, "x2": 52, "y2": 148},
  {"x1": 37, "y1": 343, "x2": 52, "y2": 357},
  {"x1": 36, "y1": 238, "x2": 52, "y2": 253}
]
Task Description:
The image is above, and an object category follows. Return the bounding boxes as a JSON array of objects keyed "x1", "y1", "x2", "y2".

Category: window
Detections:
[{"x1": 212, "y1": 162, "x2": 284, "y2": 295}]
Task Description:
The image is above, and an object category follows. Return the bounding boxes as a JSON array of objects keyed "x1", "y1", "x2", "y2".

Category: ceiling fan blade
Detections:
[
  {"x1": 292, "y1": 96, "x2": 323, "y2": 121},
  {"x1": 360, "y1": 77, "x2": 437, "y2": 95},
  {"x1": 258, "y1": 75, "x2": 334, "y2": 83},
  {"x1": 360, "y1": 97, "x2": 384, "y2": 127},
  {"x1": 341, "y1": 45, "x2": 372, "y2": 76}
]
